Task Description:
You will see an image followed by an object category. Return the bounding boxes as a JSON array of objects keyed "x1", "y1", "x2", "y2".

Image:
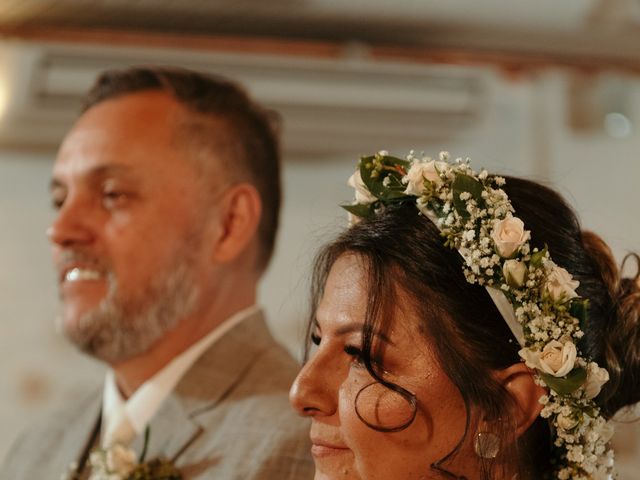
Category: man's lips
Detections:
[{"x1": 59, "y1": 265, "x2": 105, "y2": 284}]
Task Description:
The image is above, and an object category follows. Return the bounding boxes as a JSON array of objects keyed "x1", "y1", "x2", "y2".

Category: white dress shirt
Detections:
[{"x1": 101, "y1": 305, "x2": 260, "y2": 447}]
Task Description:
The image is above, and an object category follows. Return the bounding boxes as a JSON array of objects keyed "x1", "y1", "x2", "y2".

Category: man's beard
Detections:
[{"x1": 59, "y1": 237, "x2": 202, "y2": 364}]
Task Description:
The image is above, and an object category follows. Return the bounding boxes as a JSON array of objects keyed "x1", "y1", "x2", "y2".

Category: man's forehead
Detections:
[{"x1": 54, "y1": 95, "x2": 187, "y2": 175}]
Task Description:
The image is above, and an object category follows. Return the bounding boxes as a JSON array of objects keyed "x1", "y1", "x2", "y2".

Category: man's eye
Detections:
[
  {"x1": 50, "y1": 189, "x2": 66, "y2": 210},
  {"x1": 102, "y1": 190, "x2": 128, "y2": 209},
  {"x1": 51, "y1": 197, "x2": 64, "y2": 210}
]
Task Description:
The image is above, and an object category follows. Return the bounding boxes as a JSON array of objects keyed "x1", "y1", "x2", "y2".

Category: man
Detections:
[{"x1": 1, "y1": 67, "x2": 313, "y2": 479}]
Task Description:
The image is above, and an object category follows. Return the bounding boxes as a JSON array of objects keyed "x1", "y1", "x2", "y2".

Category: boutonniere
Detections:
[{"x1": 65, "y1": 428, "x2": 183, "y2": 480}]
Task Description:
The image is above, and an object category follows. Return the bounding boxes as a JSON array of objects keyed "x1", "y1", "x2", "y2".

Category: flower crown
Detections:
[{"x1": 343, "y1": 150, "x2": 614, "y2": 479}]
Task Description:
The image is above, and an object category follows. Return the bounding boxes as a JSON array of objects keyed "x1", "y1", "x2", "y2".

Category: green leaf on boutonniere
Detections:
[
  {"x1": 126, "y1": 458, "x2": 182, "y2": 480},
  {"x1": 452, "y1": 173, "x2": 484, "y2": 218},
  {"x1": 540, "y1": 367, "x2": 587, "y2": 395},
  {"x1": 341, "y1": 202, "x2": 376, "y2": 219}
]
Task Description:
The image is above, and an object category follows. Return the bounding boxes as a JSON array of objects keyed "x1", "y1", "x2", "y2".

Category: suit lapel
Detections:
[
  {"x1": 137, "y1": 310, "x2": 274, "y2": 463},
  {"x1": 73, "y1": 407, "x2": 101, "y2": 480},
  {"x1": 58, "y1": 390, "x2": 102, "y2": 479},
  {"x1": 130, "y1": 393, "x2": 203, "y2": 464}
]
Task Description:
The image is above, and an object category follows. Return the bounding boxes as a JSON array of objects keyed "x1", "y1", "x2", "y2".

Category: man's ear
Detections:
[
  {"x1": 495, "y1": 362, "x2": 547, "y2": 439},
  {"x1": 210, "y1": 183, "x2": 262, "y2": 264}
]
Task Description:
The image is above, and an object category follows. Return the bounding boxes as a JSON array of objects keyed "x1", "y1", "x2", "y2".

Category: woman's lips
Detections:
[{"x1": 311, "y1": 440, "x2": 350, "y2": 458}]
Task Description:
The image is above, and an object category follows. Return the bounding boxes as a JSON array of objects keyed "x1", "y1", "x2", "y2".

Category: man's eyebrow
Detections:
[
  {"x1": 49, "y1": 164, "x2": 137, "y2": 191},
  {"x1": 49, "y1": 178, "x2": 65, "y2": 191},
  {"x1": 314, "y1": 318, "x2": 394, "y2": 345}
]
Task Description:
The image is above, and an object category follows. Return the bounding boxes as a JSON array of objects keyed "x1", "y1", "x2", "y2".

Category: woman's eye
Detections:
[
  {"x1": 310, "y1": 332, "x2": 321, "y2": 346},
  {"x1": 344, "y1": 345, "x2": 366, "y2": 368},
  {"x1": 345, "y1": 345, "x2": 388, "y2": 373}
]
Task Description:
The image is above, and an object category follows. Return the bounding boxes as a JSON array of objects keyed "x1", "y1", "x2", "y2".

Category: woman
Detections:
[{"x1": 289, "y1": 151, "x2": 640, "y2": 480}]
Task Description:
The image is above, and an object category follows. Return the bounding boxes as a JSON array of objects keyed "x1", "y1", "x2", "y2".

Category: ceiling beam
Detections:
[{"x1": 2, "y1": 24, "x2": 640, "y2": 75}]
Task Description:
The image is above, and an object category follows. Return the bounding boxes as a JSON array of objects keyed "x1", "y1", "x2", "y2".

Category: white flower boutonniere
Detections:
[
  {"x1": 88, "y1": 444, "x2": 137, "y2": 479},
  {"x1": 64, "y1": 428, "x2": 183, "y2": 480}
]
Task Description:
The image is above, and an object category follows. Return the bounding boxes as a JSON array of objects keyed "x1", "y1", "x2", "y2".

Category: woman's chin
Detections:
[{"x1": 314, "y1": 457, "x2": 359, "y2": 480}]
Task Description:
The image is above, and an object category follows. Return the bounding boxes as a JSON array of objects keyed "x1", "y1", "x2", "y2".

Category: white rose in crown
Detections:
[
  {"x1": 519, "y1": 340, "x2": 577, "y2": 377},
  {"x1": 491, "y1": 217, "x2": 530, "y2": 258},
  {"x1": 544, "y1": 261, "x2": 580, "y2": 302},
  {"x1": 403, "y1": 159, "x2": 448, "y2": 196},
  {"x1": 348, "y1": 170, "x2": 377, "y2": 204},
  {"x1": 584, "y1": 362, "x2": 610, "y2": 399},
  {"x1": 502, "y1": 259, "x2": 527, "y2": 287}
]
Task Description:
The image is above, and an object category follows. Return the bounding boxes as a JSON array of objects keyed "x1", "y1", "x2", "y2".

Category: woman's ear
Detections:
[
  {"x1": 210, "y1": 183, "x2": 262, "y2": 264},
  {"x1": 495, "y1": 362, "x2": 547, "y2": 439}
]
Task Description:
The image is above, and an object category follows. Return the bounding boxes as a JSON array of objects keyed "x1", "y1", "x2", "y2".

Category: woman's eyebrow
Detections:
[{"x1": 333, "y1": 322, "x2": 394, "y2": 346}]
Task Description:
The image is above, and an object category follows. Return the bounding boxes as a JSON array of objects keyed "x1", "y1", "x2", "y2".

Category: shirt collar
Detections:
[{"x1": 101, "y1": 304, "x2": 260, "y2": 444}]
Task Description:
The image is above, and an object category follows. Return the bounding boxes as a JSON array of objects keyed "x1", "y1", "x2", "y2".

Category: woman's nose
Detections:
[{"x1": 289, "y1": 354, "x2": 339, "y2": 418}]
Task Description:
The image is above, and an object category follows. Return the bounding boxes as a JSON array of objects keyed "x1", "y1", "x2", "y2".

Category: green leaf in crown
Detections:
[
  {"x1": 343, "y1": 203, "x2": 376, "y2": 219},
  {"x1": 540, "y1": 367, "x2": 588, "y2": 396},
  {"x1": 359, "y1": 154, "x2": 410, "y2": 202},
  {"x1": 452, "y1": 173, "x2": 484, "y2": 218},
  {"x1": 569, "y1": 298, "x2": 589, "y2": 331}
]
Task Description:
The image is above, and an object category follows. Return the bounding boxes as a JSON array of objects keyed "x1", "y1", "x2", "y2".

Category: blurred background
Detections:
[{"x1": 0, "y1": 0, "x2": 639, "y2": 476}]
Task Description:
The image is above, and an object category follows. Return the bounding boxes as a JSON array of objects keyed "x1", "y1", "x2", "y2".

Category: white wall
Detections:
[{"x1": 1, "y1": 69, "x2": 639, "y2": 475}]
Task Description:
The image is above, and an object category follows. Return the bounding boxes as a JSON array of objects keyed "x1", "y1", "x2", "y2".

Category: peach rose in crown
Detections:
[
  {"x1": 502, "y1": 259, "x2": 527, "y2": 287},
  {"x1": 403, "y1": 159, "x2": 447, "y2": 196},
  {"x1": 544, "y1": 261, "x2": 580, "y2": 302},
  {"x1": 348, "y1": 170, "x2": 377, "y2": 204},
  {"x1": 584, "y1": 362, "x2": 610, "y2": 399},
  {"x1": 491, "y1": 217, "x2": 530, "y2": 258},
  {"x1": 519, "y1": 340, "x2": 577, "y2": 377}
]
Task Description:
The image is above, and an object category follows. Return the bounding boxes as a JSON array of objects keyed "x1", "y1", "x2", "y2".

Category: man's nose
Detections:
[{"x1": 46, "y1": 195, "x2": 95, "y2": 248}]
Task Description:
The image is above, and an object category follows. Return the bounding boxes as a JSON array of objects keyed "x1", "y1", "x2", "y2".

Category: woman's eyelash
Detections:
[
  {"x1": 344, "y1": 345, "x2": 366, "y2": 366},
  {"x1": 310, "y1": 334, "x2": 386, "y2": 372},
  {"x1": 345, "y1": 345, "x2": 388, "y2": 372}
]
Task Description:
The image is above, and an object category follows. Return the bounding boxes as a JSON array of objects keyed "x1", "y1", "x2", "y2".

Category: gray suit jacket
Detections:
[{"x1": 1, "y1": 312, "x2": 314, "y2": 479}]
